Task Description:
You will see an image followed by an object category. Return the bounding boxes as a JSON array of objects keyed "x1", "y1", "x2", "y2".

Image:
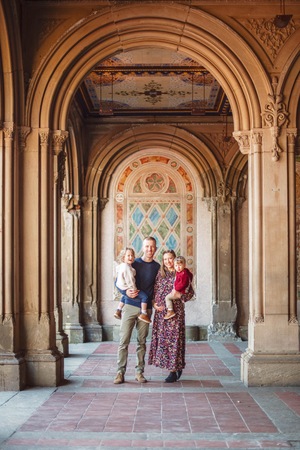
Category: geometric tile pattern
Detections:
[{"x1": 115, "y1": 155, "x2": 195, "y2": 266}]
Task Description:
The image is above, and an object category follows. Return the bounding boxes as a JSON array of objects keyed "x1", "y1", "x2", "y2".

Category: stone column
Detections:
[
  {"x1": 53, "y1": 130, "x2": 69, "y2": 356},
  {"x1": 62, "y1": 194, "x2": 84, "y2": 343},
  {"x1": 0, "y1": 123, "x2": 26, "y2": 390},
  {"x1": 21, "y1": 128, "x2": 64, "y2": 387},
  {"x1": 81, "y1": 196, "x2": 102, "y2": 341},
  {"x1": 206, "y1": 185, "x2": 240, "y2": 341},
  {"x1": 234, "y1": 94, "x2": 300, "y2": 385}
]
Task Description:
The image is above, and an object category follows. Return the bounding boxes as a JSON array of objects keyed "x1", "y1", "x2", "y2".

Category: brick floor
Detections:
[{"x1": 1, "y1": 341, "x2": 300, "y2": 449}]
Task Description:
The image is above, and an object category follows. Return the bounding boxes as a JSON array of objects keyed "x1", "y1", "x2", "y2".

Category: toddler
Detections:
[
  {"x1": 114, "y1": 247, "x2": 151, "y2": 323},
  {"x1": 164, "y1": 256, "x2": 193, "y2": 320}
]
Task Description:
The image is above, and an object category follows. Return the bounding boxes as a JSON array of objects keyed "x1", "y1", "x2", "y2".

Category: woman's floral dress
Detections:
[{"x1": 148, "y1": 270, "x2": 186, "y2": 371}]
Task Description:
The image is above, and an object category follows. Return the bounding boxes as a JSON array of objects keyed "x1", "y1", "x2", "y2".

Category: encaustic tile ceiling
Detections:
[{"x1": 76, "y1": 48, "x2": 232, "y2": 117}]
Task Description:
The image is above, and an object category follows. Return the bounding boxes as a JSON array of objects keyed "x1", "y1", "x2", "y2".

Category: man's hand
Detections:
[{"x1": 126, "y1": 289, "x2": 139, "y2": 298}]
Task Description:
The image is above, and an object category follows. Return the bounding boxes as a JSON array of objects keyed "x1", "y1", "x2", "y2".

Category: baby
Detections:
[
  {"x1": 114, "y1": 247, "x2": 151, "y2": 323},
  {"x1": 164, "y1": 255, "x2": 193, "y2": 320}
]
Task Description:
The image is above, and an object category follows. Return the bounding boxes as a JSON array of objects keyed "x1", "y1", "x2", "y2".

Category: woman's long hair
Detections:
[{"x1": 160, "y1": 249, "x2": 176, "y2": 278}]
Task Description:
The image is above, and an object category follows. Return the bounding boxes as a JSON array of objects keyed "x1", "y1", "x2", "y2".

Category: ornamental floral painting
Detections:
[{"x1": 115, "y1": 155, "x2": 195, "y2": 270}]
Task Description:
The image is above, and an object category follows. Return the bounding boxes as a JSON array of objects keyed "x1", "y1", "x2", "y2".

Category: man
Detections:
[{"x1": 114, "y1": 236, "x2": 160, "y2": 384}]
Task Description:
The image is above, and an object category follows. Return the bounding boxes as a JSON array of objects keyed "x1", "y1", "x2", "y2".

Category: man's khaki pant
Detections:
[{"x1": 117, "y1": 304, "x2": 150, "y2": 375}]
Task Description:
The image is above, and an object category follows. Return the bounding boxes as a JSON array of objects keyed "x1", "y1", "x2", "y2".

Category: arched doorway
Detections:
[{"x1": 1, "y1": 2, "x2": 298, "y2": 389}]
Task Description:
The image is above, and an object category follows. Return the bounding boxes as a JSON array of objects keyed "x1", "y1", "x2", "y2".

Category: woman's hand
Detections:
[{"x1": 153, "y1": 302, "x2": 164, "y2": 312}]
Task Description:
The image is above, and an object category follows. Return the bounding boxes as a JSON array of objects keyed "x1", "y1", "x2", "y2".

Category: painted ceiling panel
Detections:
[{"x1": 77, "y1": 49, "x2": 231, "y2": 117}]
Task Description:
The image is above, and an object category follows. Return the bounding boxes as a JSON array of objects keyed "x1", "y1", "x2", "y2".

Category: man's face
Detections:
[{"x1": 142, "y1": 239, "x2": 156, "y2": 260}]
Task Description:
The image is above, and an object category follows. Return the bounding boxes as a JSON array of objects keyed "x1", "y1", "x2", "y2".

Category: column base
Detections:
[
  {"x1": 64, "y1": 323, "x2": 84, "y2": 344},
  {"x1": 25, "y1": 349, "x2": 64, "y2": 387},
  {"x1": 56, "y1": 332, "x2": 69, "y2": 356},
  {"x1": 207, "y1": 322, "x2": 241, "y2": 342},
  {"x1": 83, "y1": 324, "x2": 103, "y2": 342},
  {"x1": 0, "y1": 353, "x2": 26, "y2": 391},
  {"x1": 241, "y1": 349, "x2": 300, "y2": 386}
]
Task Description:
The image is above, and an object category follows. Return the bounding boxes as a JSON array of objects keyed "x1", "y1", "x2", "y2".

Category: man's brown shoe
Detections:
[
  {"x1": 135, "y1": 373, "x2": 147, "y2": 383},
  {"x1": 114, "y1": 372, "x2": 124, "y2": 384},
  {"x1": 138, "y1": 313, "x2": 151, "y2": 323}
]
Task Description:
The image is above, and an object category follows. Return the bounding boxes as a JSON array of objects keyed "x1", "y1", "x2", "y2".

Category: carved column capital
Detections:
[
  {"x1": 18, "y1": 126, "x2": 31, "y2": 149},
  {"x1": 251, "y1": 129, "x2": 263, "y2": 146},
  {"x1": 52, "y1": 130, "x2": 69, "y2": 155},
  {"x1": 39, "y1": 129, "x2": 50, "y2": 146},
  {"x1": 287, "y1": 129, "x2": 297, "y2": 147},
  {"x1": 233, "y1": 131, "x2": 250, "y2": 155},
  {"x1": 99, "y1": 198, "x2": 109, "y2": 211},
  {"x1": 3, "y1": 122, "x2": 15, "y2": 140}
]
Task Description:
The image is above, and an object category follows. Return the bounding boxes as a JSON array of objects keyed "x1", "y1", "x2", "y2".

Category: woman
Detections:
[{"x1": 148, "y1": 250, "x2": 192, "y2": 383}]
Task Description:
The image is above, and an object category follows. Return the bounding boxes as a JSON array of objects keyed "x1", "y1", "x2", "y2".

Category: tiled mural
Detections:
[{"x1": 115, "y1": 155, "x2": 195, "y2": 267}]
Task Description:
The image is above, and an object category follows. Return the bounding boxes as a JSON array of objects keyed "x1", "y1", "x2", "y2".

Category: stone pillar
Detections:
[
  {"x1": 21, "y1": 128, "x2": 64, "y2": 387},
  {"x1": 206, "y1": 185, "x2": 240, "y2": 341},
  {"x1": 0, "y1": 123, "x2": 26, "y2": 390},
  {"x1": 53, "y1": 131, "x2": 69, "y2": 356},
  {"x1": 62, "y1": 194, "x2": 84, "y2": 343},
  {"x1": 234, "y1": 94, "x2": 300, "y2": 385},
  {"x1": 81, "y1": 196, "x2": 102, "y2": 341}
]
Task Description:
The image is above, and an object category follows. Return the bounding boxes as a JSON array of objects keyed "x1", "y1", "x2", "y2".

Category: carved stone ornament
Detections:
[
  {"x1": 62, "y1": 193, "x2": 81, "y2": 216},
  {"x1": 57, "y1": 151, "x2": 66, "y2": 194},
  {"x1": 39, "y1": 130, "x2": 50, "y2": 145},
  {"x1": 217, "y1": 180, "x2": 231, "y2": 203},
  {"x1": 247, "y1": 18, "x2": 296, "y2": 61},
  {"x1": 18, "y1": 126, "x2": 31, "y2": 149},
  {"x1": 262, "y1": 88, "x2": 289, "y2": 162},
  {"x1": 233, "y1": 131, "x2": 250, "y2": 155},
  {"x1": 52, "y1": 130, "x2": 69, "y2": 155},
  {"x1": 289, "y1": 315, "x2": 299, "y2": 325},
  {"x1": 3, "y1": 123, "x2": 14, "y2": 140},
  {"x1": 254, "y1": 314, "x2": 264, "y2": 324}
]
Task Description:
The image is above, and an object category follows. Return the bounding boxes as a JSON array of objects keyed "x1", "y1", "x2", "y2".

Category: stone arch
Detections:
[
  {"x1": 25, "y1": 4, "x2": 270, "y2": 132},
  {"x1": 86, "y1": 125, "x2": 222, "y2": 200},
  {"x1": 0, "y1": 1, "x2": 24, "y2": 123}
]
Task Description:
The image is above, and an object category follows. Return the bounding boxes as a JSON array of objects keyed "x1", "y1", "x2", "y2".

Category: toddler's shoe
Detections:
[
  {"x1": 138, "y1": 313, "x2": 151, "y2": 323},
  {"x1": 164, "y1": 310, "x2": 176, "y2": 320},
  {"x1": 114, "y1": 309, "x2": 122, "y2": 320}
]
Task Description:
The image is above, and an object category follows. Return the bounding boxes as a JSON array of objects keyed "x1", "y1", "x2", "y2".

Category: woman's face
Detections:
[{"x1": 163, "y1": 252, "x2": 175, "y2": 270}]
